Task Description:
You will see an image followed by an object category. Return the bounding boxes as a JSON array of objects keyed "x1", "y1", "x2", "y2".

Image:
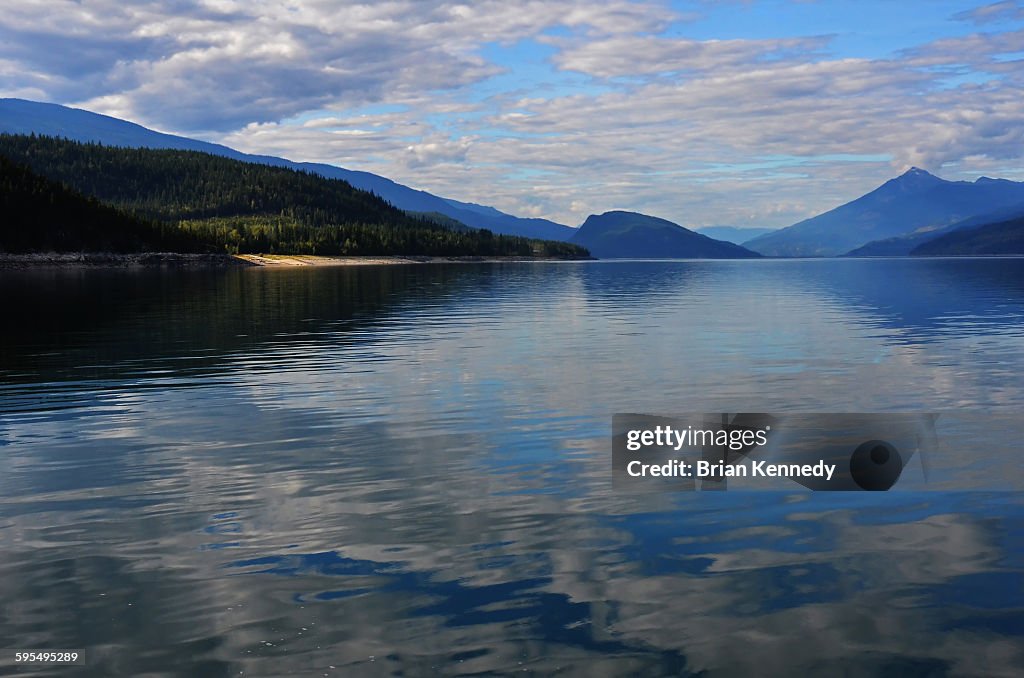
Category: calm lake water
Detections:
[{"x1": 2, "y1": 258, "x2": 1024, "y2": 677}]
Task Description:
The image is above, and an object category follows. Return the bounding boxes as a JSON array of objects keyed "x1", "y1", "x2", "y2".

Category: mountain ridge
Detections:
[
  {"x1": 0, "y1": 98, "x2": 575, "y2": 242},
  {"x1": 911, "y1": 214, "x2": 1024, "y2": 256},
  {"x1": 744, "y1": 167, "x2": 1024, "y2": 256},
  {"x1": 9, "y1": 98, "x2": 1024, "y2": 259},
  {"x1": 0, "y1": 133, "x2": 588, "y2": 258},
  {"x1": 847, "y1": 201, "x2": 1024, "y2": 256},
  {"x1": 570, "y1": 210, "x2": 760, "y2": 258}
]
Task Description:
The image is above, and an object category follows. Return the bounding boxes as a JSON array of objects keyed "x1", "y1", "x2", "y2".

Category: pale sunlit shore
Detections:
[
  {"x1": 0, "y1": 252, "x2": 591, "y2": 268},
  {"x1": 234, "y1": 253, "x2": 592, "y2": 266}
]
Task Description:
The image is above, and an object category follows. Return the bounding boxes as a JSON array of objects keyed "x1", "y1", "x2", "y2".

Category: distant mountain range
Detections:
[
  {"x1": 743, "y1": 167, "x2": 1024, "y2": 257},
  {"x1": 570, "y1": 211, "x2": 759, "y2": 258},
  {"x1": 695, "y1": 226, "x2": 776, "y2": 244},
  {"x1": 5, "y1": 98, "x2": 1024, "y2": 259},
  {"x1": 1, "y1": 98, "x2": 761, "y2": 259},
  {"x1": 0, "y1": 98, "x2": 573, "y2": 241}
]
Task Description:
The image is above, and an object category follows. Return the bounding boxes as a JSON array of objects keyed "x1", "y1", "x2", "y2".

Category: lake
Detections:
[{"x1": 2, "y1": 258, "x2": 1023, "y2": 676}]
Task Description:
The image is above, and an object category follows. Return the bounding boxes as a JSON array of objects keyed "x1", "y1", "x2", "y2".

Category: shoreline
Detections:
[
  {"x1": 0, "y1": 252, "x2": 593, "y2": 269},
  {"x1": 0, "y1": 252, "x2": 250, "y2": 268},
  {"x1": 233, "y1": 253, "x2": 593, "y2": 266},
  {"x1": 4, "y1": 253, "x2": 1022, "y2": 268}
]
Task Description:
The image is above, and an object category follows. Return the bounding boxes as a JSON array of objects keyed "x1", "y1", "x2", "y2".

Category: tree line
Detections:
[{"x1": 0, "y1": 134, "x2": 589, "y2": 258}]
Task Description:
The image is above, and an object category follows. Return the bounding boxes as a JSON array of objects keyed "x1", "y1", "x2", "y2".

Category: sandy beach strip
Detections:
[
  {"x1": 234, "y1": 254, "x2": 426, "y2": 266},
  {"x1": 0, "y1": 252, "x2": 591, "y2": 268},
  {"x1": 233, "y1": 254, "x2": 590, "y2": 266}
]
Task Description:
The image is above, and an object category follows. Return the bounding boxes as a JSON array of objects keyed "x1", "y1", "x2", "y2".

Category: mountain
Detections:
[
  {"x1": 743, "y1": 168, "x2": 1024, "y2": 257},
  {"x1": 843, "y1": 226, "x2": 958, "y2": 257},
  {"x1": 847, "y1": 201, "x2": 1024, "y2": 256},
  {"x1": 0, "y1": 98, "x2": 575, "y2": 241},
  {"x1": 696, "y1": 226, "x2": 776, "y2": 244},
  {"x1": 569, "y1": 211, "x2": 760, "y2": 258},
  {"x1": 0, "y1": 134, "x2": 429, "y2": 227},
  {"x1": 0, "y1": 155, "x2": 203, "y2": 253},
  {"x1": 911, "y1": 214, "x2": 1024, "y2": 256},
  {"x1": 436, "y1": 197, "x2": 575, "y2": 240},
  {"x1": 0, "y1": 134, "x2": 589, "y2": 258}
]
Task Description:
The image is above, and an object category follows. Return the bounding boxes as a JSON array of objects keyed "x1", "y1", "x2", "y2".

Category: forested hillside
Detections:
[
  {"x1": 0, "y1": 155, "x2": 204, "y2": 253},
  {"x1": 911, "y1": 215, "x2": 1024, "y2": 255},
  {"x1": 0, "y1": 134, "x2": 588, "y2": 257},
  {"x1": 570, "y1": 211, "x2": 759, "y2": 258}
]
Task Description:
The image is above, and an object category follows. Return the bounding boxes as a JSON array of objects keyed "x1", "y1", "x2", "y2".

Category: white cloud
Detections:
[
  {"x1": 0, "y1": 0, "x2": 674, "y2": 131},
  {"x1": 953, "y1": 0, "x2": 1024, "y2": 25},
  {"x1": 550, "y1": 33, "x2": 832, "y2": 78},
  {"x1": 404, "y1": 136, "x2": 473, "y2": 168}
]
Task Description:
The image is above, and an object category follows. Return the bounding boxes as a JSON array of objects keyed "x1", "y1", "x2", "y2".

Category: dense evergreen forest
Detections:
[
  {"x1": 0, "y1": 134, "x2": 588, "y2": 257},
  {"x1": 0, "y1": 155, "x2": 206, "y2": 253}
]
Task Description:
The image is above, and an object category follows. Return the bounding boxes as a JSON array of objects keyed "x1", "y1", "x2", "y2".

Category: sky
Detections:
[{"x1": 2, "y1": 1, "x2": 1024, "y2": 228}]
